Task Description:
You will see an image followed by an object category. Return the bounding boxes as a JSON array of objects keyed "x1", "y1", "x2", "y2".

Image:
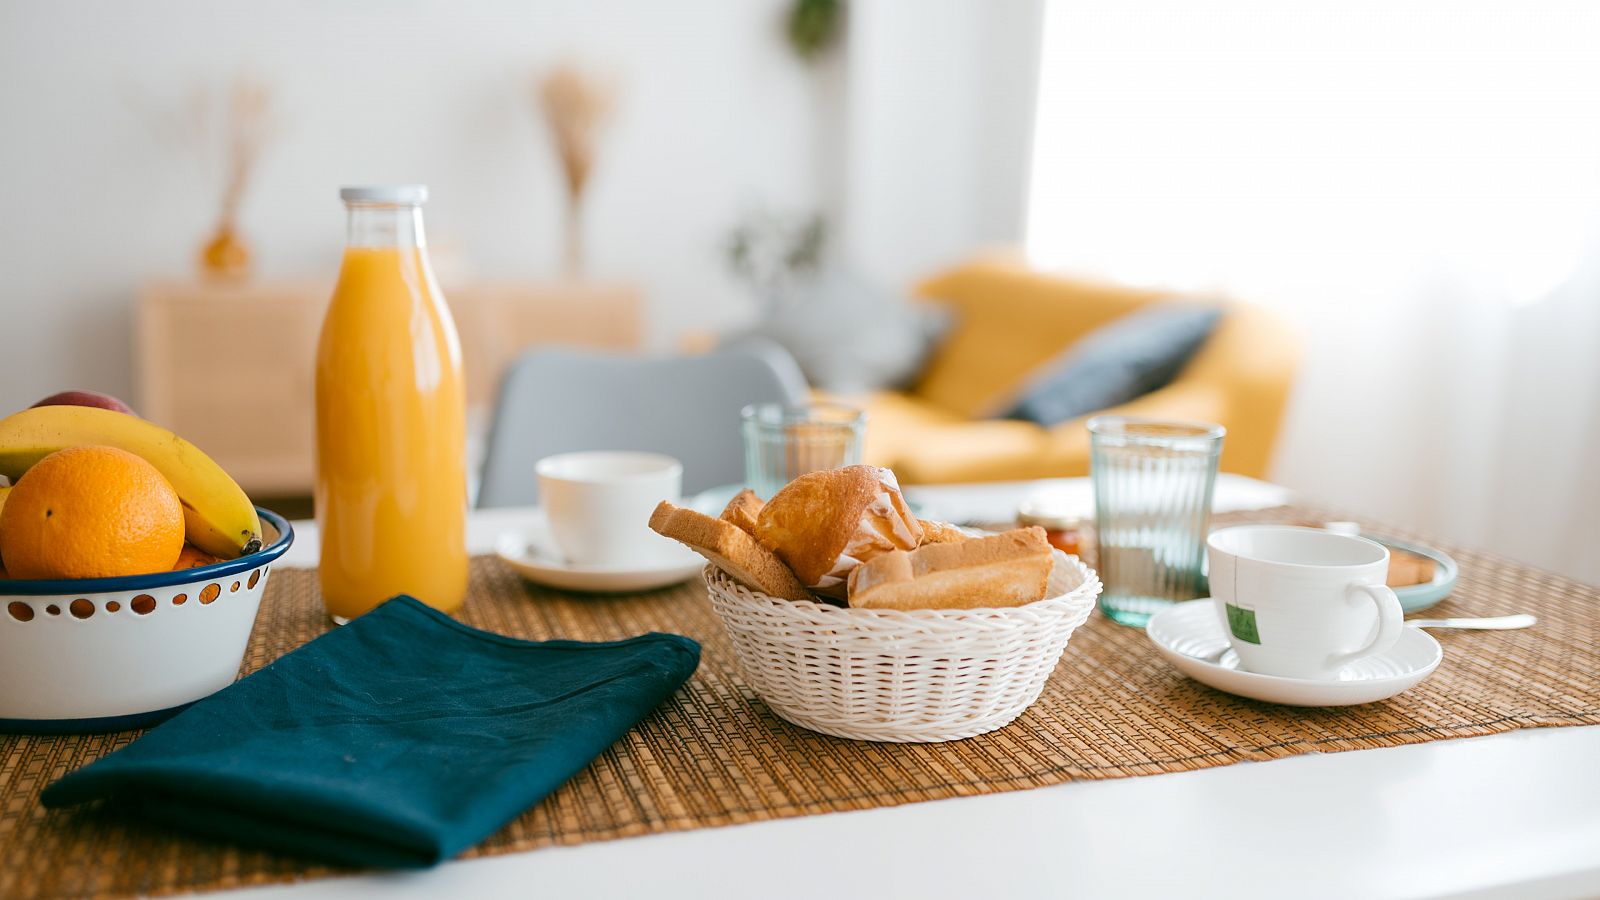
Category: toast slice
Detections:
[
  {"x1": 719, "y1": 488, "x2": 764, "y2": 537},
  {"x1": 1386, "y1": 547, "x2": 1436, "y2": 587},
  {"x1": 916, "y1": 519, "x2": 971, "y2": 546},
  {"x1": 649, "y1": 501, "x2": 814, "y2": 603},
  {"x1": 847, "y1": 526, "x2": 1054, "y2": 611}
]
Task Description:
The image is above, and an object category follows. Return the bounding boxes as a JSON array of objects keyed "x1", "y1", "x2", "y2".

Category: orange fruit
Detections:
[
  {"x1": 0, "y1": 446, "x2": 185, "y2": 579},
  {"x1": 172, "y1": 544, "x2": 222, "y2": 570}
]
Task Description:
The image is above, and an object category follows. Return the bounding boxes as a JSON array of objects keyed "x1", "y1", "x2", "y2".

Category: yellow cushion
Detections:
[
  {"x1": 834, "y1": 255, "x2": 1300, "y2": 484},
  {"x1": 854, "y1": 390, "x2": 1052, "y2": 482},
  {"x1": 1175, "y1": 302, "x2": 1300, "y2": 477},
  {"x1": 912, "y1": 258, "x2": 1164, "y2": 418},
  {"x1": 852, "y1": 378, "x2": 1233, "y2": 484}
]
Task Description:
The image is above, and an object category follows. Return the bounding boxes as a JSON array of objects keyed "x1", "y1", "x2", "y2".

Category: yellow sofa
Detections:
[{"x1": 850, "y1": 257, "x2": 1299, "y2": 483}]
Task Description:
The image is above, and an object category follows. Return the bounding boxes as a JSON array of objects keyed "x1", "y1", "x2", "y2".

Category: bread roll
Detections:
[
  {"x1": 754, "y1": 465, "x2": 924, "y2": 598},
  {"x1": 917, "y1": 519, "x2": 971, "y2": 545}
]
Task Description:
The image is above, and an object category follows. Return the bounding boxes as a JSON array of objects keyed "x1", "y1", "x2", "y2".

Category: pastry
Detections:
[
  {"x1": 648, "y1": 501, "x2": 813, "y2": 603},
  {"x1": 917, "y1": 519, "x2": 970, "y2": 545},
  {"x1": 754, "y1": 465, "x2": 924, "y2": 598},
  {"x1": 719, "y1": 488, "x2": 764, "y2": 537},
  {"x1": 847, "y1": 526, "x2": 1054, "y2": 611}
]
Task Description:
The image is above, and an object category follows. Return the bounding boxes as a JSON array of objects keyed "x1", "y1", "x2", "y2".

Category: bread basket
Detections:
[
  {"x1": 704, "y1": 549, "x2": 1101, "y2": 742},
  {"x1": 0, "y1": 508, "x2": 293, "y2": 733}
]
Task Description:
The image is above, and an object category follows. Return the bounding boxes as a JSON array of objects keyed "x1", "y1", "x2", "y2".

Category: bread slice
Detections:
[
  {"x1": 649, "y1": 501, "x2": 814, "y2": 603},
  {"x1": 847, "y1": 526, "x2": 1054, "y2": 610},
  {"x1": 917, "y1": 519, "x2": 971, "y2": 546},
  {"x1": 719, "y1": 488, "x2": 764, "y2": 537},
  {"x1": 1386, "y1": 548, "x2": 1436, "y2": 587}
]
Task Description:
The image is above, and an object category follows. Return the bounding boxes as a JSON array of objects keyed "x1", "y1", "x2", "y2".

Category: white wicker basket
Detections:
[{"x1": 704, "y1": 549, "x2": 1101, "y2": 743}]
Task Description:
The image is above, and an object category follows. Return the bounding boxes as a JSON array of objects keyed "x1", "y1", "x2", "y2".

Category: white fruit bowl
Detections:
[{"x1": 0, "y1": 507, "x2": 293, "y2": 732}]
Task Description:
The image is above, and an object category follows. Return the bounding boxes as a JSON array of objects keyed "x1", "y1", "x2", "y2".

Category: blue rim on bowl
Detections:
[{"x1": 0, "y1": 507, "x2": 294, "y2": 595}]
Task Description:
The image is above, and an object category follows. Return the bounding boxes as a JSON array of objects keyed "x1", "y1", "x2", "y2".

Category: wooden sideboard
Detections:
[{"x1": 137, "y1": 279, "x2": 642, "y2": 496}]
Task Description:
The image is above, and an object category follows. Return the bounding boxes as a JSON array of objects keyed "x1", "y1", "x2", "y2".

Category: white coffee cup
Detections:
[
  {"x1": 1206, "y1": 525, "x2": 1403, "y2": 679},
  {"x1": 535, "y1": 451, "x2": 683, "y2": 567}
]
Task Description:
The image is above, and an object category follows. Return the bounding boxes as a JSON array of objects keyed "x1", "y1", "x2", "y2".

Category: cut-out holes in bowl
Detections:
[
  {"x1": 132, "y1": 594, "x2": 156, "y2": 615},
  {"x1": 8, "y1": 602, "x2": 33, "y2": 622},
  {"x1": 199, "y1": 584, "x2": 221, "y2": 605},
  {"x1": 70, "y1": 599, "x2": 94, "y2": 619}
]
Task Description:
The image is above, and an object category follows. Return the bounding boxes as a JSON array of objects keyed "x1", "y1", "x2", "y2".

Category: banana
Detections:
[{"x1": 0, "y1": 406, "x2": 262, "y2": 559}]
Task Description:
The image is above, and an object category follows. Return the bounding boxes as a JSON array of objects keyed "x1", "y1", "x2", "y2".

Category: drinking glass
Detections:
[
  {"x1": 741, "y1": 402, "x2": 866, "y2": 499},
  {"x1": 1089, "y1": 416, "x2": 1225, "y2": 626}
]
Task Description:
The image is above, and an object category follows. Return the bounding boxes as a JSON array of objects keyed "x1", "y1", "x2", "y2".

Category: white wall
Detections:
[
  {"x1": 843, "y1": 0, "x2": 1044, "y2": 288},
  {"x1": 0, "y1": 0, "x2": 821, "y2": 414}
]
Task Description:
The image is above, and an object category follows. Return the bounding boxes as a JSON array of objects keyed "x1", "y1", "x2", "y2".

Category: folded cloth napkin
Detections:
[{"x1": 40, "y1": 595, "x2": 700, "y2": 868}]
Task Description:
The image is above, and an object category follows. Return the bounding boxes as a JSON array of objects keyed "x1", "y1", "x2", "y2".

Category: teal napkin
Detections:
[{"x1": 40, "y1": 595, "x2": 700, "y2": 868}]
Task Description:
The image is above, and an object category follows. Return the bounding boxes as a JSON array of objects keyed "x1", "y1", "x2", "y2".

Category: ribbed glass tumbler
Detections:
[
  {"x1": 741, "y1": 402, "x2": 866, "y2": 499},
  {"x1": 1088, "y1": 417, "x2": 1225, "y2": 627}
]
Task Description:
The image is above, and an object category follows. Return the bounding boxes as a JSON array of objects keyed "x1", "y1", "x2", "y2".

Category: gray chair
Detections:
[{"x1": 478, "y1": 340, "x2": 809, "y2": 508}]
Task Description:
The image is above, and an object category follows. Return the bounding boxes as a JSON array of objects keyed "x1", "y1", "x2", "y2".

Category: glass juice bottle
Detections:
[{"x1": 314, "y1": 185, "x2": 468, "y2": 621}]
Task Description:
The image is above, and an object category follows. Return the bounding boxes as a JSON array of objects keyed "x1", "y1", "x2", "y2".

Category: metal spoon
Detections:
[{"x1": 1406, "y1": 614, "x2": 1536, "y2": 630}]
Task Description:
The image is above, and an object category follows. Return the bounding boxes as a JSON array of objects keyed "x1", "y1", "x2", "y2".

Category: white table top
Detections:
[{"x1": 250, "y1": 475, "x2": 1600, "y2": 900}]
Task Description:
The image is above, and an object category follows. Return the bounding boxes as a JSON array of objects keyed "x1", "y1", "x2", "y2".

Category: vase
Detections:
[{"x1": 199, "y1": 221, "x2": 252, "y2": 281}]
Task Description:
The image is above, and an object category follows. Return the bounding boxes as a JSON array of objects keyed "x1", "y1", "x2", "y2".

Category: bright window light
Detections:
[{"x1": 1025, "y1": 0, "x2": 1600, "y2": 307}]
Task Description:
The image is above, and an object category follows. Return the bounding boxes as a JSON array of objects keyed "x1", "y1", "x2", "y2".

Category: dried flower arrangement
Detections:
[
  {"x1": 534, "y1": 64, "x2": 617, "y2": 276},
  {"x1": 135, "y1": 76, "x2": 278, "y2": 281}
]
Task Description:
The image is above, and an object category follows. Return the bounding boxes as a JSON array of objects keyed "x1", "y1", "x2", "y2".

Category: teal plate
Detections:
[{"x1": 1371, "y1": 535, "x2": 1459, "y2": 613}]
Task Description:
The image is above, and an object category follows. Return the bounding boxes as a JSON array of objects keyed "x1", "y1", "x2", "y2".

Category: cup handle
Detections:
[{"x1": 1328, "y1": 582, "x2": 1404, "y2": 670}]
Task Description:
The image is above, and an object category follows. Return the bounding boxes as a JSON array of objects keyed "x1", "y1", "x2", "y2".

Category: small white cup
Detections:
[
  {"x1": 1206, "y1": 525, "x2": 1403, "y2": 679},
  {"x1": 535, "y1": 451, "x2": 683, "y2": 568}
]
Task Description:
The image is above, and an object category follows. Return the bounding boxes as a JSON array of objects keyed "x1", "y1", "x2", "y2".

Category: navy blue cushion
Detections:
[{"x1": 1004, "y1": 304, "x2": 1222, "y2": 426}]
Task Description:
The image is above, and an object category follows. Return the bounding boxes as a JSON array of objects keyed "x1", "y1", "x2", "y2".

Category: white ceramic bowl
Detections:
[
  {"x1": 704, "y1": 550, "x2": 1101, "y2": 743},
  {"x1": 0, "y1": 508, "x2": 293, "y2": 732}
]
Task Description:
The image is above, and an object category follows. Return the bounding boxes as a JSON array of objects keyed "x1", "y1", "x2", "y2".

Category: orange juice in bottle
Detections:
[{"x1": 315, "y1": 185, "x2": 467, "y2": 621}]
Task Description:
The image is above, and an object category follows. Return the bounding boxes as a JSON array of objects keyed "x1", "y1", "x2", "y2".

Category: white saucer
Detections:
[
  {"x1": 1146, "y1": 600, "x2": 1443, "y2": 707},
  {"x1": 494, "y1": 512, "x2": 704, "y2": 593},
  {"x1": 688, "y1": 484, "x2": 746, "y2": 515}
]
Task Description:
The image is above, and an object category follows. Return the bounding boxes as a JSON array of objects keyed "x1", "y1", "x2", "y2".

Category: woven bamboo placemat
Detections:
[{"x1": 3, "y1": 505, "x2": 1598, "y2": 898}]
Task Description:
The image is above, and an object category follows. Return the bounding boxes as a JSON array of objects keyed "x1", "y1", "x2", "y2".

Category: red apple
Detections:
[{"x1": 30, "y1": 390, "x2": 136, "y2": 416}]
